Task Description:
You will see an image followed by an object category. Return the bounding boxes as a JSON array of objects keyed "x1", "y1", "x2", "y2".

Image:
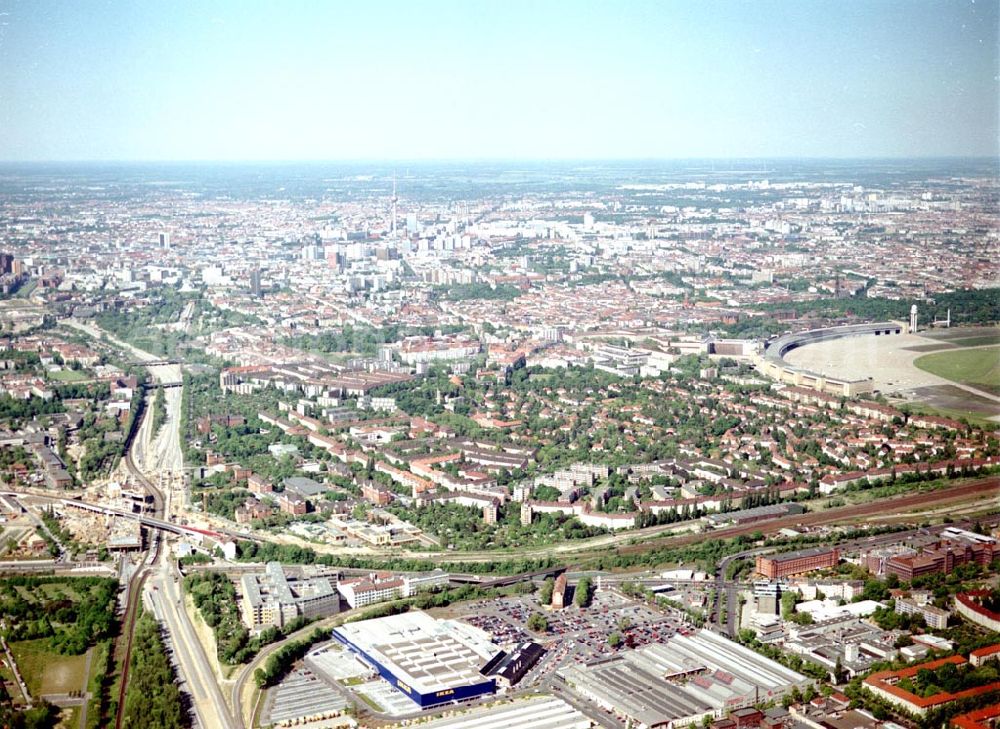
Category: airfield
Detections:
[{"x1": 782, "y1": 326, "x2": 1000, "y2": 423}]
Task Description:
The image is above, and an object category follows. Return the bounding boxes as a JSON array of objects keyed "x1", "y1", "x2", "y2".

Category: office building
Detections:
[{"x1": 240, "y1": 562, "x2": 339, "y2": 631}]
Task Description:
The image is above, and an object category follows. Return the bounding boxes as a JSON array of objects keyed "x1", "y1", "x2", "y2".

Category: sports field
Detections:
[{"x1": 914, "y1": 345, "x2": 1000, "y2": 396}]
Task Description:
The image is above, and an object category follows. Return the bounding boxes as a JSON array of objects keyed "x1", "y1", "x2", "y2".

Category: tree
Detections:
[
  {"x1": 608, "y1": 632, "x2": 623, "y2": 648},
  {"x1": 121, "y1": 613, "x2": 188, "y2": 728},
  {"x1": 862, "y1": 579, "x2": 890, "y2": 602},
  {"x1": 539, "y1": 577, "x2": 555, "y2": 605},
  {"x1": 527, "y1": 612, "x2": 548, "y2": 633},
  {"x1": 781, "y1": 591, "x2": 798, "y2": 620},
  {"x1": 834, "y1": 657, "x2": 846, "y2": 684},
  {"x1": 574, "y1": 577, "x2": 593, "y2": 608}
]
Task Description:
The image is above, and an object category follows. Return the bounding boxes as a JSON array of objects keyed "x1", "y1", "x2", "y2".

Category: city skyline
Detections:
[{"x1": 0, "y1": 0, "x2": 997, "y2": 162}]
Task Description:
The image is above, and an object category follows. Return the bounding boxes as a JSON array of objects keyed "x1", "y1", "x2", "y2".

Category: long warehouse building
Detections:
[
  {"x1": 332, "y1": 610, "x2": 500, "y2": 709},
  {"x1": 559, "y1": 629, "x2": 809, "y2": 729}
]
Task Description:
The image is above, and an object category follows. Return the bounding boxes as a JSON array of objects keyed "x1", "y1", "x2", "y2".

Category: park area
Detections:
[
  {"x1": 9, "y1": 639, "x2": 89, "y2": 696},
  {"x1": 0, "y1": 576, "x2": 117, "y2": 699}
]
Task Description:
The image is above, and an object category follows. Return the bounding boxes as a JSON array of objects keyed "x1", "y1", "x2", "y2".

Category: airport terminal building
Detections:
[
  {"x1": 757, "y1": 323, "x2": 903, "y2": 396},
  {"x1": 332, "y1": 610, "x2": 500, "y2": 709}
]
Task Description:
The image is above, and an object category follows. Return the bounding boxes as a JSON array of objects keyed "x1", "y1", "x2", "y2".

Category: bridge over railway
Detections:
[
  {"x1": 449, "y1": 565, "x2": 566, "y2": 587},
  {"x1": 61, "y1": 498, "x2": 225, "y2": 542}
]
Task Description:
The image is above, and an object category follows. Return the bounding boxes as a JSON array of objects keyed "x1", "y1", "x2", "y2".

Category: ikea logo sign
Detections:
[
  {"x1": 397, "y1": 682, "x2": 412, "y2": 694},
  {"x1": 435, "y1": 689, "x2": 455, "y2": 698}
]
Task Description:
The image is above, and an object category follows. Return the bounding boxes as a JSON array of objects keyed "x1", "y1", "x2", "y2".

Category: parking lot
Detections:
[
  {"x1": 262, "y1": 666, "x2": 348, "y2": 726},
  {"x1": 463, "y1": 613, "x2": 532, "y2": 645},
  {"x1": 261, "y1": 585, "x2": 694, "y2": 727},
  {"x1": 452, "y1": 587, "x2": 693, "y2": 688}
]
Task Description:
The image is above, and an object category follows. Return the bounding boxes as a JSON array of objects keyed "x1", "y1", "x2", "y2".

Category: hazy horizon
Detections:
[
  {"x1": 1, "y1": 155, "x2": 998, "y2": 165},
  {"x1": 1, "y1": 0, "x2": 997, "y2": 162}
]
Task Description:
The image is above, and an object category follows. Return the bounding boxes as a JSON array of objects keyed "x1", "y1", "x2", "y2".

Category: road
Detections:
[
  {"x1": 229, "y1": 605, "x2": 378, "y2": 729},
  {"x1": 223, "y1": 481, "x2": 999, "y2": 726},
  {"x1": 713, "y1": 547, "x2": 774, "y2": 636},
  {"x1": 147, "y1": 553, "x2": 237, "y2": 729}
]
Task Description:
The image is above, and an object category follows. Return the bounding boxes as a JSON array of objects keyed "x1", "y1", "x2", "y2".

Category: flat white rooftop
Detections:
[
  {"x1": 414, "y1": 695, "x2": 593, "y2": 729},
  {"x1": 334, "y1": 610, "x2": 497, "y2": 695}
]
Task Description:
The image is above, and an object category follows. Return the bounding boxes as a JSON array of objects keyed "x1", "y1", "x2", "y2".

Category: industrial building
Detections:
[
  {"x1": 783, "y1": 615, "x2": 899, "y2": 679},
  {"x1": 240, "y1": 562, "x2": 339, "y2": 630},
  {"x1": 107, "y1": 517, "x2": 142, "y2": 551},
  {"x1": 415, "y1": 695, "x2": 593, "y2": 729},
  {"x1": 756, "y1": 547, "x2": 839, "y2": 579},
  {"x1": 704, "y1": 503, "x2": 805, "y2": 528},
  {"x1": 332, "y1": 610, "x2": 500, "y2": 709},
  {"x1": 559, "y1": 630, "x2": 809, "y2": 729},
  {"x1": 480, "y1": 641, "x2": 545, "y2": 689},
  {"x1": 560, "y1": 655, "x2": 714, "y2": 729}
]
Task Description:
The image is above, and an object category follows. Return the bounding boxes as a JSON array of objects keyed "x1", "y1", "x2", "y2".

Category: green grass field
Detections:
[
  {"x1": 0, "y1": 658, "x2": 27, "y2": 704},
  {"x1": 60, "y1": 706, "x2": 81, "y2": 728},
  {"x1": 951, "y1": 335, "x2": 1000, "y2": 348},
  {"x1": 14, "y1": 583, "x2": 84, "y2": 603},
  {"x1": 47, "y1": 369, "x2": 89, "y2": 383},
  {"x1": 914, "y1": 345, "x2": 1000, "y2": 395},
  {"x1": 9, "y1": 640, "x2": 88, "y2": 695}
]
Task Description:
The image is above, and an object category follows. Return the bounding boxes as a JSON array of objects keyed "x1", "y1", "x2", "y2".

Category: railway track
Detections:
[
  {"x1": 112, "y1": 385, "x2": 166, "y2": 729},
  {"x1": 613, "y1": 476, "x2": 1000, "y2": 556}
]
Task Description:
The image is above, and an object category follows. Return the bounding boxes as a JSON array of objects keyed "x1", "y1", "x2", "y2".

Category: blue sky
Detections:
[{"x1": 0, "y1": 0, "x2": 996, "y2": 161}]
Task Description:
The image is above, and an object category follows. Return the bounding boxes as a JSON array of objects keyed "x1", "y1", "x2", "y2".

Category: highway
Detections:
[
  {"x1": 61, "y1": 320, "x2": 1000, "y2": 726},
  {"x1": 147, "y1": 551, "x2": 237, "y2": 729},
  {"x1": 113, "y1": 392, "x2": 166, "y2": 729},
  {"x1": 105, "y1": 322, "x2": 238, "y2": 729}
]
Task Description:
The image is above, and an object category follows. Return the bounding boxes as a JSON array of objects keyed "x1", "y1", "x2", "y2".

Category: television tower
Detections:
[{"x1": 391, "y1": 173, "x2": 398, "y2": 240}]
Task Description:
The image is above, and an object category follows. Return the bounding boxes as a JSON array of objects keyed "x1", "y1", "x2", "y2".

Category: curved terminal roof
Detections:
[{"x1": 763, "y1": 321, "x2": 902, "y2": 384}]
